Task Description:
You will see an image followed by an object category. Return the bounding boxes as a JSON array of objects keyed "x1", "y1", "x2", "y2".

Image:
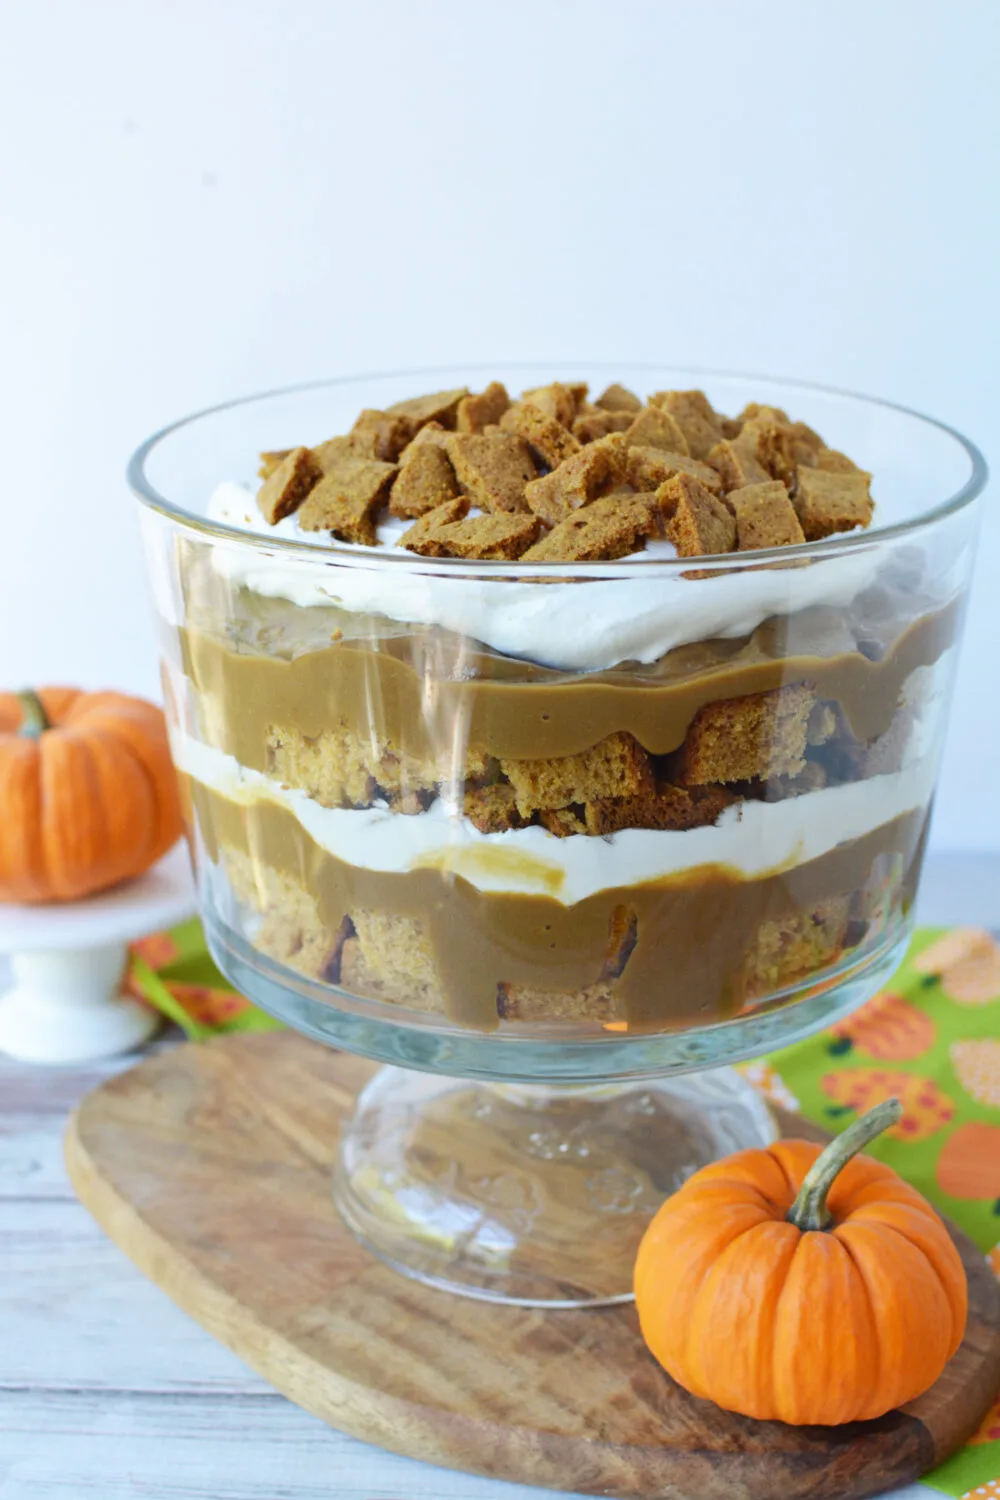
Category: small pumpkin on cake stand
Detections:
[{"x1": 0, "y1": 688, "x2": 194, "y2": 1063}]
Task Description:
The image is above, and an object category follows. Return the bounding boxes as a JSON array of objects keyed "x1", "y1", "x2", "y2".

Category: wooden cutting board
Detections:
[{"x1": 65, "y1": 1031, "x2": 1000, "y2": 1500}]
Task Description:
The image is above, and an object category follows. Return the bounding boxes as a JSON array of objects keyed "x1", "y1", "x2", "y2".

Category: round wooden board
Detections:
[{"x1": 65, "y1": 1031, "x2": 1000, "y2": 1500}]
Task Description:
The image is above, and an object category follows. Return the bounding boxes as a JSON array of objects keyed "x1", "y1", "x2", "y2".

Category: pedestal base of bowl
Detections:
[
  {"x1": 65, "y1": 1031, "x2": 1000, "y2": 1500},
  {"x1": 333, "y1": 1063, "x2": 775, "y2": 1305}
]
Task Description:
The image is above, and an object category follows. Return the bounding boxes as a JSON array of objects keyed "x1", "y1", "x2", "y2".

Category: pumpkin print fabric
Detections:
[{"x1": 738, "y1": 926, "x2": 1000, "y2": 1499}]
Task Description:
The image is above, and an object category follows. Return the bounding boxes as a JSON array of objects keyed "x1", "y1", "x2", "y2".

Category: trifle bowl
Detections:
[{"x1": 131, "y1": 364, "x2": 984, "y2": 1304}]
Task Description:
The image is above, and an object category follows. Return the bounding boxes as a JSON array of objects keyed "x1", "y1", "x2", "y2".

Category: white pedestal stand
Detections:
[{"x1": 0, "y1": 844, "x2": 196, "y2": 1065}]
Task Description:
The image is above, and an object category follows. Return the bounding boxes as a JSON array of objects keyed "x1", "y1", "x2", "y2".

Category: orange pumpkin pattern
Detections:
[
  {"x1": 915, "y1": 928, "x2": 1000, "y2": 1006},
  {"x1": 821, "y1": 1069, "x2": 956, "y2": 1141},
  {"x1": 130, "y1": 930, "x2": 180, "y2": 969},
  {"x1": 167, "y1": 984, "x2": 252, "y2": 1027},
  {"x1": 951, "y1": 1039, "x2": 1000, "y2": 1109},
  {"x1": 829, "y1": 990, "x2": 935, "y2": 1061},
  {"x1": 988, "y1": 1243, "x2": 1000, "y2": 1281},
  {"x1": 936, "y1": 1123, "x2": 1000, "y2": 1202}
]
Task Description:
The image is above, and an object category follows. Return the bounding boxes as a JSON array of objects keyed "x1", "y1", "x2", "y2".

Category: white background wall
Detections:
[{"x1": 0, "y1": 0, "x2": 997, "y2": 852}]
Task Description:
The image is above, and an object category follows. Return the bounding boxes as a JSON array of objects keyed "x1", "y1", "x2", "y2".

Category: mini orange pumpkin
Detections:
[
  {"x1": 0, "y1": 688, "x2": 183, "y2": 903},
  {"x1": 634, "y1": 1099, "x2": 967, "y2": 1425}
]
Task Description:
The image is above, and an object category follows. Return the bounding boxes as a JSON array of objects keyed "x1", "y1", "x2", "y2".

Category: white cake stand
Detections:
[{"x1": 0, "y1": 843, "x2": 196, "y2": 1065}]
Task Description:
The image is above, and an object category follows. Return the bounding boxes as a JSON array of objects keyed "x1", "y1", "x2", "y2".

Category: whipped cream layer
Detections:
[
  {"x1": 175, "y1": 732, "x2": 937, "y2": 906},
  {"x1": 205, "y1": 481, "x2": 881, "y2": 672}
]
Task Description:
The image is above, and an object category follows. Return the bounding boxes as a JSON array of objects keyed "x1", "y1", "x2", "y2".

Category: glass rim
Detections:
[{"x1": 127, "y1": 362, "x2": 988, "y2": 579}]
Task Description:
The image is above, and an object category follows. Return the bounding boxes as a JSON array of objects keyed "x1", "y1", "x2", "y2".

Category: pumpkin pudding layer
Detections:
[{"x1": 165, "y1": 378, "x2": 962, "y2": 1033}]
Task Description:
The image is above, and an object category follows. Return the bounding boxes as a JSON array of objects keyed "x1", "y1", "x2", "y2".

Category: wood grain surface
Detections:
[{"x1": 64, "y1": 1030, "x2": 1000, "y2": 1500}]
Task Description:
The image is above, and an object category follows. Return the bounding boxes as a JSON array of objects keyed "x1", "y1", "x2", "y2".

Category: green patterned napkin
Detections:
[{"x1": 126, "y1": 921, "x2": 1000, "y2": 1497}]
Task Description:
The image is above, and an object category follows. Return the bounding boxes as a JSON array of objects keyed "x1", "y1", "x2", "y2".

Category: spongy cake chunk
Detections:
[{"x1": 444, "y1": 431, "x2": 537, "y2": 513}]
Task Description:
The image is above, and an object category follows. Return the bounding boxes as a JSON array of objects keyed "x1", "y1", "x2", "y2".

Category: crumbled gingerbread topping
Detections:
[
  {"x1": 729, "y1": 480, "x2": 806, "y2": 551},
  {"x1": 403, "y1": 511, "x2": 541, "y2": 560},
  {"x1": 254, "y1": 376, "x2": 875, "y2": 561},
  {"x1": 625, "y1": 405, "x2": 690, "y2": 454},
  {"x1": 524, "y1": 433, "x2": 628, "y2": 525},
  {"x1": 627, "y1": 446, "x2": 723, "y2": 495},
  {"x1": 707, "y1": 436, "x2": 770, "y2": 491},
  {"x1": 521, "y1": 381, "x2": 587, "y2": 427},
  {"x1": 595, "y1": 383, "x2": 642, "y2": 414},
  {"x1": 572, "y1": 407, "x2": 634, "y2": 442},
  {"x1": 650, "y1": 390, "x2": 725, "y2": 459},
  {"x1": 793, "y1": 466, "x2": 873, "y2": 539},
  {"x1": 396, "y1": 496, "x2": 470, "y2": 553},
  {"x1": 347, "y1": 409, "x2": 415, "y2": 463},
  {"x1": 385, "y1": 387, "x2": 468, "y2": 428},
  {"x1": 298, "y1": 451, "x2": 396, "y2": 544},
  {"x1": 389, "y1": 441, "x2": 459, "y2": 519},
  {"x1": 499, "y1": 401, "x2": 580, "y2": 469},
  {"x1": 258, "y1": 448, "x2": 292, "y2": 481},
  {"x1": 663, "y1": 473, "x2": 737, "y2": 556},
  {"x1": 456, "y1": 381, "x2": 510, "y2": 434},
  {"x1": 521, "y1": 493, "x2": 655, "y2": 562},
  {"x1": 444, "y1": 430, "x2": 536, "y2": 514},
  {"x1": 256, "y1": 446, "x2": 321, "y2": 524}
]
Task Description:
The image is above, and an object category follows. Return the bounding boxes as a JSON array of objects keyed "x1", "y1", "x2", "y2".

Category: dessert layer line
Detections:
[
  {"x1": 207, "y1": 481, "x2": 884, "y2": 671},
  {"x1": 180, "y1": 605, "x2": 956, "y2": 766},
  {"x1": 173, "y1": 732, "x2": 938, "y2": 905}
]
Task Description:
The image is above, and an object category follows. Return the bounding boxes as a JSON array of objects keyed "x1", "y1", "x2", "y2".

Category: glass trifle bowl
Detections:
[{"x1": 131, "y1": 364, "x2": 984, "y2": 1305}]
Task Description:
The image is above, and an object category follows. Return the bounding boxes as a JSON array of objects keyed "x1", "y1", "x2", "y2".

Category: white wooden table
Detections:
[{"x1": 3, "y1": 853, "x2": 996, "y2": 1500}]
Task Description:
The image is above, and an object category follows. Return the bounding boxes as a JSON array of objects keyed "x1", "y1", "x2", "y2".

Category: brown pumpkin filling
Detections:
[{"x1": 188, "y1": 778, "x2": 927, "y2": 1032}]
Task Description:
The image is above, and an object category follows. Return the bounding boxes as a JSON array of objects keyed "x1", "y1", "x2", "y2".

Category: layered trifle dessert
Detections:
[{"x1": 162, "y1": 377, "x2": 960, "y2": 1033}]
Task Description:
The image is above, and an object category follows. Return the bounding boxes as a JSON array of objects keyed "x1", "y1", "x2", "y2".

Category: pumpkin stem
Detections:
[
  {"x1": 17, "y1": 690, "x2": 50, "y2": 739},
  {"x1": 786, "y1": 1098, "x2": 903, "y2": 1232}
]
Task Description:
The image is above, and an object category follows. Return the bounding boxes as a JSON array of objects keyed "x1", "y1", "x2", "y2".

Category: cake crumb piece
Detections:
[
  {"x1": 389, "y1": 442, "x2": 460, "y2": 518},
  {"x1": 401, "y1": 421, "x2": 451, "y2": 454},
  {"x1": 739, "y1": 402, "x2": 791, "y2": 426},
  {"x1": 649, "y1": 390, "x2": 725, "y2": 459},
  {"x1": 396, "y1": 495, "x2": 470, "y2": 553},
  {"x1": 520, "y1": 381, "x2": 586, "y2": 427},
  {"x1": 502, "y1": 731, "x2": 653, "y2": 816},
  {"x1": 256, "y1": 446, "x2": 322, "y2": 525},
  {"x1": 595, "y1": 382, "x2": 642, "y2": 414},
  {"x1": 521, "y1": 492, "x2": 655, "y2": 562},
  {"x1": 497, "y1": 979, "x2": 622, "y2": 1025},
  {"x1": 584, "y1": 782, "x2": 736, "y2": 835},
  {"x1": 444, "y1": 430, "x2": 536, "y2": 513},
  {"x1": 404, "y1": 512, "x2": 541, "y2": 560},
  {"x1": 349, "y1": 408, "x2": 416, "y2": 462},
  {"x1": 258, "y1": 449, "x2": 291, "y2": 481},
  {"x1": 794, "y1": 466, "x2": 873, "y2": 539},
  {"x1": 539, "y1": 807, "x2": 588, "y2": 837},
  {"x1": 523, "y1": 433, "x2": 628, "y2": 525},
  {"x1": 676, "y1": 683, "x2": 816, "y2": 785},
  {"x1": 464, "y1": 784, "x2": 525, "y2": 833},
  {"x1": 627, "y1": 446, "x2": 723, "y2": 494},
  {"x1": 742, "y1": 897, "x2": 850, "y2": 1000},
  {"x1": 572, "y1": 407, "x2": 634, "y2": 442},
  {"x1": 625, "y1": 405, "x2": 690, "y2": 454},
  {"x1": 500, "y1": 401, "x2": 580, "y2": 468},
  {"x1": 707, "y1": 437, "x2": 771, "y2": 492},
  {"x1": 386, "y1": 387, "x2": 468, "y2": 429},
  {"x1": 456, "y1": 381, "x2": 511, "y2": 434},
  {"x1": 736, "y1": 417, "x2": 797, "y2": 485},
  {"x1": 815, "y1": 447, "x2": 866, "y2": 475},
  {"x1": 297, "y1": 450, "x2": 396, "y2": 544},
  {"x1": 662, "y1": 473, "x2": 737, "y2": 555},
  {"x1": 729, "y1": 481, "x2": 806, "y2": 551},
  {"x1": 311, "y1": 436, "x2": 356, "y2": 473}
]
